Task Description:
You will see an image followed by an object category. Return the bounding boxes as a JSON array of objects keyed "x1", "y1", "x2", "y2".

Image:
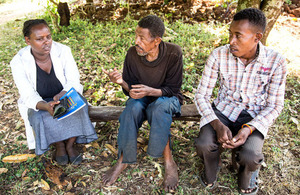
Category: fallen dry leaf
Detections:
[
  {"x1": 101, "y1": 151, "x2": 108, "y2": 157},
  {"x1": 33, "y1": 179, "x2": 50, "y2": 190},
  {"x1": 151, "y1": 161, "x2": 163, "y2": 178},
  {"x1": 105, "y1": 144, "x2": 117, "y2": 156},
  {"x1": 41, "y1": 179, "x2": 51, "y2": 191},
  {"x1": 0, "y1": 168, "x2": 8, "y2": 174},
  {"x1": 137, "y1": 136, "x2": 147, "y2": 144},
  {"x1": 91, "y1": 141, "x2": 100, "y2": 149},
  {"x1": 22, "y1": 177, "x2": 31, "y2": 181},
  {"x1": 66, "y1": 181, "x2": 73, "y2": 191},
  {"x1": 44, "y1": 160, "x2": 69, "y2": 189},
  {"x1": 2, "y1": 154, "x2": 36, "y2": 163}
]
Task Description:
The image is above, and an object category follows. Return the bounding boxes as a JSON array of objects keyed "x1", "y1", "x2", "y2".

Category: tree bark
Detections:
[
  {"x1": 237, "y1": 0, "x2": 261, "y2": 12},
  {"x1": 88, "y1": 104, "x2": 200, "y2": 122},
  {"x1": 260, "y1": 0, "x2": 284, "y2": 44},
  {"x1": 237, "y1": 0, "x2": 284, "y2": 45},
  {"x1": 57, "y1": 2, "x2": 70, "y2": 26}
]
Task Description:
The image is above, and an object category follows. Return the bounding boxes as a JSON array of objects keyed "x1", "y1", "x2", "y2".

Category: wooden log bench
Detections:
[
  {"x1": 88, "y1": 104, "x2": 200, "y2": 122},
  {"x1": 88, "y1": 104, "x2": 238, "y2": 169}
]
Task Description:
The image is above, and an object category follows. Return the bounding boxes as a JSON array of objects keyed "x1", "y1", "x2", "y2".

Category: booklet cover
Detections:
[{"x1": 56, "y1": 87, "x2": 86, "y2": 121}]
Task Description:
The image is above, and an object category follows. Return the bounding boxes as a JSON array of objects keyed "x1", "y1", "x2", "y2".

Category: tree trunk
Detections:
[
  {"x1": 237, "y1": 0, "x2": 261, "y2": 12},
  {"x1": 57, "y1": 2, "x2": 70, "y2": 26},
  {"x1": 237, "y1": 0, "x2": 284, "y2": 45},
  {"x1": 260, "y1": 0, "x2": 284, "y2": 44},
  {"x1": 88, "y1": 104, "x2": 200, "y2": 122}
]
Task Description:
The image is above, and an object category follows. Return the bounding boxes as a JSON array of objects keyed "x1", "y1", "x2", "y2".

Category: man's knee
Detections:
[
  {"x1": 147, "y1": 97, "x2": 180, "y2": 116},
  {"x1": 121, "y1": 100, "x2": 145, "y2": 118},
  {"x1": 236, "y1": 148, "x2": 264, "y2": 171},
  {"x1": 194, "y1": 133, "x2": 218, "y2": 155}
]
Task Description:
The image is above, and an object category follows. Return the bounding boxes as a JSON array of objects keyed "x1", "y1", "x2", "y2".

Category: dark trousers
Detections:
[{"x1": 195, "y1": 105, "x2": 264, "y2": 189}]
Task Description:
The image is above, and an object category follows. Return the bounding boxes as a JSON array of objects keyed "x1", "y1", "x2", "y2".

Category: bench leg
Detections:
[{"x1": 232, "y1": 148, "x2": 238, "y2": 170}]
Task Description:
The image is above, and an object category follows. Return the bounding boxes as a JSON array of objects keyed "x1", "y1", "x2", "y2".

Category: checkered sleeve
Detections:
[
  {"x1": 194, "y1": 50, "x2": 219, "y2": 128},
  {"x1": 248, "y1": 56, "x2": 287, "y2": 137}
]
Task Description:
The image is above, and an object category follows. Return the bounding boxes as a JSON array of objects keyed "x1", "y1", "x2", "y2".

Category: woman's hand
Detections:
[
  {"x1": 53, "y1": 90, "x2": 67, "y2": 101},
  {"x1": 36, "y1": 101, "x2": 60, "y2": 116}
]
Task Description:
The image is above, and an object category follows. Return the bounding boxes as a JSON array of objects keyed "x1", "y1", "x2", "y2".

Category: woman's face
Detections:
[{"x1": 25, "y1": 24, "x2": 52, "y2": 56}]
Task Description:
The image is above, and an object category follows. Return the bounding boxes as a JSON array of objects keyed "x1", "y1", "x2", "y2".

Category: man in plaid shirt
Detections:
[{"x1": 194, "y1": 8, "x2": 287, "y2": 194}]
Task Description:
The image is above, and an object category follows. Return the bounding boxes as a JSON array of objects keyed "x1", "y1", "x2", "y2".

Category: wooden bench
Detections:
[
  {"x1": 88, "y1": 104, "x2": 200, "y2": 122},
  {"x1": 89, "y1": 104, "x2": 239, "y2": 168}
]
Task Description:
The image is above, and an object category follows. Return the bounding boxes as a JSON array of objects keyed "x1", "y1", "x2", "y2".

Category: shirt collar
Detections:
[
  {"x1": 227, "y1": 42, "x2": 267, "y2": 66},
  {"x1": 255, "y1": 42, "x2": 267, "y2": 65}
]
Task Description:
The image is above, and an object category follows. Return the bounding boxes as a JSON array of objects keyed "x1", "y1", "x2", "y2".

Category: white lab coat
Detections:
[{"x1": 10, "y1": 41, "x2": 83, "y2": 149}]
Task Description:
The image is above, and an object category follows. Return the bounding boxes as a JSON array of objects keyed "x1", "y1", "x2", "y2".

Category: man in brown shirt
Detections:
[{"x1": 103, "y1": 15, "x2": 183, "y2": 192}]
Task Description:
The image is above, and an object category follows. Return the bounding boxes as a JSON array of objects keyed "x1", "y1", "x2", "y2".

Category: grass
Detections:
[{"x1": 0, "y1": 12, "x2": 299, "y2": 195}]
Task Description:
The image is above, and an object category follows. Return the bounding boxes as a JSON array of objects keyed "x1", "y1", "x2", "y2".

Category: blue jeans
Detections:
[{"x1": 118, "y1": 96, "x2": 181, "y2": 163}]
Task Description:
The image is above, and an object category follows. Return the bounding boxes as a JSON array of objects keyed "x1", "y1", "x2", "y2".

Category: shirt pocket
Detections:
[
  {"x1": 254, "y1": 74, "x2": 269, "y2": 97},
  {"x1": 220, "y1": 73, "x2": 233, "y2": 90}
]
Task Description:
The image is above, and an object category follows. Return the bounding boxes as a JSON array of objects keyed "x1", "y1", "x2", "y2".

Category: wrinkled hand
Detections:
[
  {"x1": 103, "y1": 68, "x2": 123, "y2": 85},
  {"x1": 222, "y1": 127, "x2": 250, "y2": 149},
  {"x1": 211, "y1": 119, "x2": 232, "y2": 145},
  {"x1": 129, "y1": 84, "x2": 152, "y2": 99},
  {"x1": 53, "y1": 91, "x2": 67, "y2": 101}
]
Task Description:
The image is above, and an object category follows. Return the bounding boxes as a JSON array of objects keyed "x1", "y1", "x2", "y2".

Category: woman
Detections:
[{"x1": 10, "y1": 19, "x2": 98, "y2": 165}]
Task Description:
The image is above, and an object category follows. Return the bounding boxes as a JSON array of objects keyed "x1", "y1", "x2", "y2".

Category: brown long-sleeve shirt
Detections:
[{"x1": 122, "y1": 41, "x2": 183, "y2": 104}]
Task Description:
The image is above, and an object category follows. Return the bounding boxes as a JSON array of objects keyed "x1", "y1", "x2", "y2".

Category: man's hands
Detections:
[
  {"x1": 130, "y1": 84, "x2": 162, "y2": 99},
  {"x1": 211, "y1": 119, "x2": 232, "y2": 144},
  {"x1": 103, "y1": 68, "x2": 130, "y2": 92},
  {"x1": 222, "y1": 127, "x2": 251, "y2": 149},
  {"x1": 103, "y1": 68, "x2": 162, "y2": 99},
  {"x1": 103, "y1": 68, "x2": 123, "y2": 85},
  {"x1": 211, "y1": 119, "x2": 252, "y2": 149}
]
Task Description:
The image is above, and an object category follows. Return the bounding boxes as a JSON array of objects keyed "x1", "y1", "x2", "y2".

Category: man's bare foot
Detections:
[
  {"x1": 163, "y1": 160, "x2": 179, "y2": 192},
  {"x1": 103, "y1": 160, "x2": 128, "y2": 186}
]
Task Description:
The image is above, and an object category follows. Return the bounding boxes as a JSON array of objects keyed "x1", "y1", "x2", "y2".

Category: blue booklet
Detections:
[{"x1": 57, "y1": 87, "x2": 86, "y2": 121}]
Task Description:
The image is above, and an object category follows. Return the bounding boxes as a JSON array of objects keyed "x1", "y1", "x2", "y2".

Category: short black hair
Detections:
[
  {"x1": 23, "y1": 19, "x2": 49, "y2": 37},
  {"x1": 233, "y1": 8, "x2": 266, "y2": 33},
  {"x1": 138, "y1": 15, "x2": 165, "y2": 38}
]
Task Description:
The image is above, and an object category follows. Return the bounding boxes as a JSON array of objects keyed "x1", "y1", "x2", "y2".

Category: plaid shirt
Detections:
[{"x1": 195, "y1": 42, "x2": 287, "y2": 137}]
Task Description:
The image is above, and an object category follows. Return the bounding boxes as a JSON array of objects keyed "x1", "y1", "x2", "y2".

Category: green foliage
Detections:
[
  {"x1": 285, "y1": 0, "x2": 292, "y2": 5},
  {"x1": 0, "y1": 0, "x2": 13, "y2": 4},
  {"x1": 215, "y1": 0, "x2": 238, "y2": 8}
]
